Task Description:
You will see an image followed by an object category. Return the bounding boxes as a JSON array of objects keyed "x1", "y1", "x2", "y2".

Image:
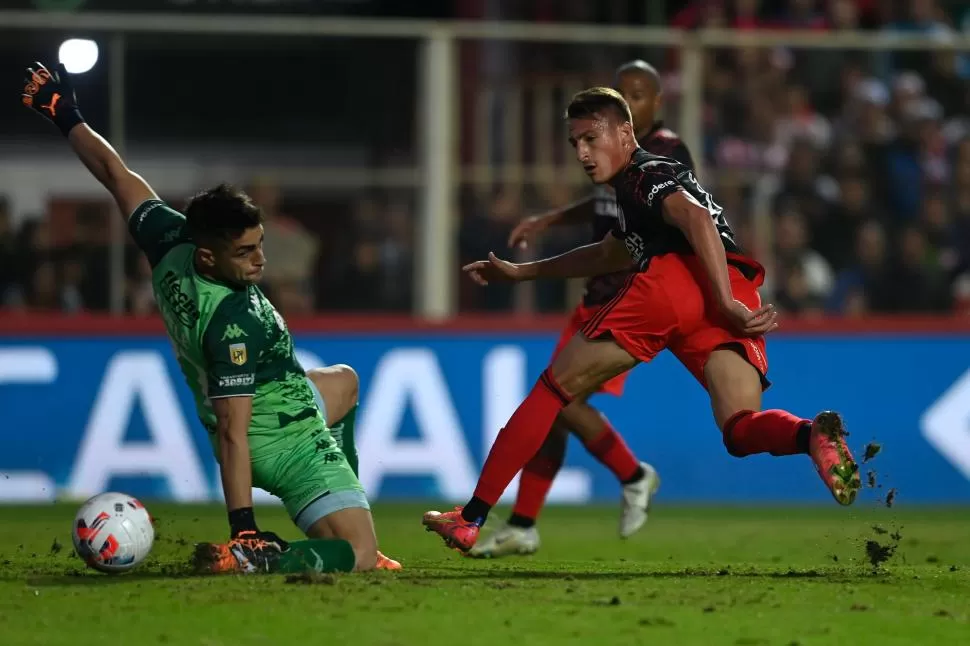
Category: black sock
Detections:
[
  {"x1": 796, "y1": 422, "x2": 812, "y2": 454},
  {"x1": 621, "y1": 464, "x2": 646, "y2": 485},
  {"x1": 461, "y1": 497, "x2": 491, "y2": 526},
  {"x1": 508, "y1": 513, "x2": 536, "y2": 529}
]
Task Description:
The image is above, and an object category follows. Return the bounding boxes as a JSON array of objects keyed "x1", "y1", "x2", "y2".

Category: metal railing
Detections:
[{"x1": 2, "y1": 10, "x2": 967, "y2": 318}]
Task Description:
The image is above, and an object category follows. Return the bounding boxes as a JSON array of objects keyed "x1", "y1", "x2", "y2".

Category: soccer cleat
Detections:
[
  {"x1": 467, "y1": 524, "x2": 540, "y2": 559},
  {"x1": 809, "y1": 411, "x2": 861, "y2": 506},
  {"x1": 421, "y1": 507, "x2": 480, "y2": 552},
  {"x1": 619, "y1": 462, "x2": 662, "y2": 539},
  {"x1": 191, "y1": 537, "x2": 283, "y2": 575},
  {"x1": 376, "y1": 551, "x2": 402, "y2": 571}
]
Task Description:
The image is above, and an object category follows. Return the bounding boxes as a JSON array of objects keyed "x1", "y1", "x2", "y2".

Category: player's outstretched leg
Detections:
[
  {"x1": 193, "y1": 537, "x2": 357, "y2": 575},
  {"x1": 306, "y1": 365, "x2": 400, "y2": 570},
  {"x1": 423, "y1": 334, "x2": 637, "y2": 552},
  {"x1": 468, "y1": 424, "x2": 568, "y2": 558},
  {"x1": 705, "y1": 348, "x2": 860, "y2": 505}
]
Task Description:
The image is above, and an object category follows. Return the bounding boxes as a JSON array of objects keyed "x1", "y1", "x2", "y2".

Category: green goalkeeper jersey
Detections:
[{"x1": 127, "y1": 199, "x2": 326, "y2": 454}]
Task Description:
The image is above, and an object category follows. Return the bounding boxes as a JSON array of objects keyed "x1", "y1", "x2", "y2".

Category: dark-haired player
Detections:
[
  {"x1": 470, "y1": 61, "x2": 690, "y2": 558},
  {"x1": 22, "y1": 62, "x2": 399, "y2": 573},
  {"x1": 424, "y1": 87, "x2": 860, "y2": 552}
]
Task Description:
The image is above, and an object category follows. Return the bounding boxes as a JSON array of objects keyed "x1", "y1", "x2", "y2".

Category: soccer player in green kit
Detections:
[{"x1": 22, "y1": 62, "x2": 399, "y2": 573}]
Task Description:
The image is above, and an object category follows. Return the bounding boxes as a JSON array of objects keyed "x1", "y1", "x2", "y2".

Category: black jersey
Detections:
[
  {"x1": 609, "y1": 147, "x2": 744, "y2": 274},
  {"x1": 583, "y1": 123, "x2": 694, "y2": 306}
]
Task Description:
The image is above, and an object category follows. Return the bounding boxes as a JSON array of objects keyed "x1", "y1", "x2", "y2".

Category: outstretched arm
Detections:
[
  {"x1": 464, "y1": 233, "x2": 633, "y2": 285},
  {"x1": 68, "y1": 124, "x2": 158, "y2": 217},
  {"x1": 519, "y1": 232, "x2": 633, "y2": 279},
  {"x1": 22, "y1": 62, "x2": 156, "y2": 217},
  {"x1": 507, "y1": 193, "x2": 598, "y2": 249}
]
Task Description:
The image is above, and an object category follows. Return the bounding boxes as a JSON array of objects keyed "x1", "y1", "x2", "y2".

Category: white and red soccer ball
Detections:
[{"x1": 72, "y1": 492, "x2": 155, "y2": 574}]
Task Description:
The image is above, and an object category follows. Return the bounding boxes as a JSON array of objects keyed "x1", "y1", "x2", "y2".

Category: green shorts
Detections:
[{"x1": 249, "y1": 425, "x2": 369, "y2": 532}]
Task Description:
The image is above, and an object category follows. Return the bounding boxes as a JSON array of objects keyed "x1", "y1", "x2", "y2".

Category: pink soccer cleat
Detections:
[
  {"x1": 376, "y1": 551, "x2": 402, "y2": 571},
  {"x1": 809, "y1": 411, "x2": 861, "y2": 506},
  {"x1": 421, "y1": 507, "x2": 480, "y2": 552}
]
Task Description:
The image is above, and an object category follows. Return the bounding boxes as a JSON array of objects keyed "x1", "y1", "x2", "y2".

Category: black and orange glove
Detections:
[
  {"x1": 21, "y1": 62, "x2": 85, "y2": 136},
  {"x1": 228, "y1": 507, "x2": 290, "y2": 552}
]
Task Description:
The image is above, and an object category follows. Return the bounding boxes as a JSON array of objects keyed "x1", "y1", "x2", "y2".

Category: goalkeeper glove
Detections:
[
  {"x1": 21, "y1": 62, "x2": 85, "y2": 136},
  {"x1": 227, "y1": 507, "x2": 290, "y2": 552}
]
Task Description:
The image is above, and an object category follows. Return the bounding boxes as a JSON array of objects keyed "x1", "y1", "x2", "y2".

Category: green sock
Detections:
[
  {"x1": 274, "y1": 539, "x2": 356, "y2": 573},
  {"x1": 331, "y1": 404, "x2": 359, "y2": 477}
]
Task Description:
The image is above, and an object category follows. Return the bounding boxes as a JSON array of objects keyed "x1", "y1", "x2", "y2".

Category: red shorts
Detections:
[
  {"x1": 551, "y1": 303, "x2": 631, "y2": 397},
  {"x1": 581, "y1": 253, "x2": 770, "y2": 391}
]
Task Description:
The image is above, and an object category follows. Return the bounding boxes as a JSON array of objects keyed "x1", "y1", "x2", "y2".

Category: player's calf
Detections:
[
  {"x1": 424, "y1": 333, "x2": 640, "y2": 551},
  {"x1": 705, "y1": 348, "x2": 859, "y2": 505},
  {"x1": 305, "y1": 503, "x2": 380, "y2": 571},
  {"x1": 507, "y1": 423, "x2": 569, "y2": 529}
]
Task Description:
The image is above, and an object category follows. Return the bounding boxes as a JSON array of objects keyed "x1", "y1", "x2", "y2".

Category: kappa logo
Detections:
[
  {"x1": 221, "y1": 324, "x2": 248, "y2": 341},
  {"x1": 646, "y1": 180, "x2": 675, "y2": 208},
  {"x1": 229, "y1": 343, "x2": 248, "y2": 366}
]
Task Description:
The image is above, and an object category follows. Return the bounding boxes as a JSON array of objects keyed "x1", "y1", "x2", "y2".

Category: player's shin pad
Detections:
[
  {"x1": 332, "y1": 405, "x2": 359, "y2": 477},
  {"x1": 276, "y1": 539, "x2": 356, "y2": 573}
]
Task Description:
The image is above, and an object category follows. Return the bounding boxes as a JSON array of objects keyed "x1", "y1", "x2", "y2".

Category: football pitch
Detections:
[{"x1": 0, "y1": 503, "x2": 967, "y2": 646}]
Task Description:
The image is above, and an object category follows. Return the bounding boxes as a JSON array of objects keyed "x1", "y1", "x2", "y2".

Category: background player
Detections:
[
  {"x1": 470, "y1": 60, "x2": 690, "y2": 558},
  {"x1": 22, "y1": 62, "x2": 398, "y2": 573},
  {"x1": 424, "y1": 87, "x2": 860, "y2": 553}
]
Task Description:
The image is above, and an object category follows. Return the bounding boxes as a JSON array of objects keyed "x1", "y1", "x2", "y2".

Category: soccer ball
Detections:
[{"x1": 72, "y1": 492, "x2": 155, "y2": 574}]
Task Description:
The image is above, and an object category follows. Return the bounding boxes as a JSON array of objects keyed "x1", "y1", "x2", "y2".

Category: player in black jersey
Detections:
[
  {"x1": 469, "y1": 61, "x2": 685, "y2": 558},
  {"x1": 423, "y1": 88, "x2": 860, "y2": 554}
]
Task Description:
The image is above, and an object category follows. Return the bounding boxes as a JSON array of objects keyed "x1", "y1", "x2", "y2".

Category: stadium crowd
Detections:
[{"x1": 0, "y1": 0, "x2": 968, "y2": 317}]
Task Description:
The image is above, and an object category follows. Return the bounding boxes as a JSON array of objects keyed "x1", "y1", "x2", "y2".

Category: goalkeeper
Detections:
[{"x1": 22, "y1": 62, "x2": 398, "y2": 574}]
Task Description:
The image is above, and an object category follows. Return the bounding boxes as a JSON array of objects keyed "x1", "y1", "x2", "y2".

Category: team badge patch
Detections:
[{"x1": 229, "y1": 343, "x2": 248, "y2": 366}]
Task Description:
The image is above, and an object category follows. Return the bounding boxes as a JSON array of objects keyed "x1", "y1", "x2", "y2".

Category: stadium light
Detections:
[{"x1": 58, "y1": 39, "x2": 99, "y2": 74}]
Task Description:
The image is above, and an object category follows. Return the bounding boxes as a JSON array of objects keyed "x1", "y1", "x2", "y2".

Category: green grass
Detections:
[{"x1": 0, "y1": 503, "x2": 967, "y2": 645}]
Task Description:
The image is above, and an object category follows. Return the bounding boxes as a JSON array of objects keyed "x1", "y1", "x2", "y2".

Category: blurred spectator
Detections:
[
  {"x1": 776, "y1": 84, "x2": 833, "y2": 152},
  {"x1": 773, "y1": 138, "x2": 831, "y2": 222},
  {"x1": 920, "y1": 190, "x2": 956, "y2": 267},
  {"x1": 248, "y1": 178, "x2": 318, "y2": 315},
  {"x1": 60, "y1": 249, "x2": 87, "y2": 314},
  {"x1": 126, "y1": 250, "x2": 156, "y2": 316},
  {"x1": 952, "y1": 139, "x2": 970, "y2": 269},
  {"x1": 322, "y1": 195, "x2": 414, "y2": 312},
  {"x1": 828, "y1": 220, "x2": 895, "y2": 314},
  {"x1": 0, "y1": 198, "x2": 16, "y2": 306},
  {"x1": 74, "y1": 204, "x2": 111, "y2": 311},
  {"x1": 9, "y1": 217, "x2": 56, "y2": 310},
  {"x1": 774, "y1": 0, "x2": 828, "y2": 30},
  {"x1": 813, "y1": 174, "x2": 876, "y2": 271},
  {"x1": 925, "y1": 48, "x2": 970, "y2": 120},
  {"x1": 772, "y1": 210, "x2": 834, "y2": 311},
  {"x1": 459, "y1": 187, "x2": 524, "y2": 312},
  {"x1": 885, "y1": 97, "x2": 944, "y2": 220},
  {"x1": 891, "y1": 223, "x2": 951, "y2": 311},
  {"x1": 26, "y1": 260, "x2": 61, "y2": 311},
  {"x1": 889, "y1": 71, "x2": 926, "y2": 125},
  {"x1": 377, "y1": 197, "x2": 416, "y2": 311}
]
